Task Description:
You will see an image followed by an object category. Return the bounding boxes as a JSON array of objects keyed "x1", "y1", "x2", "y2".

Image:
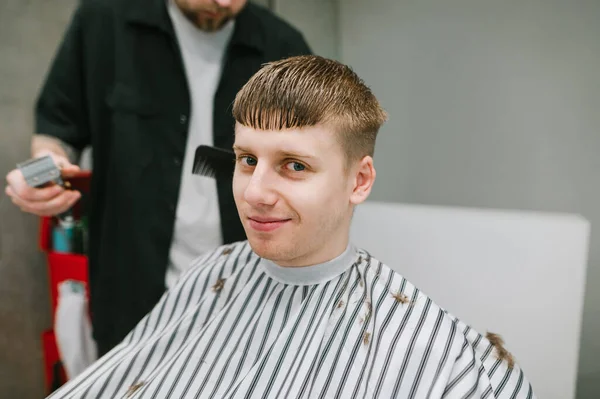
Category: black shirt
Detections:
[{"x1": 35, "y1": 0, "x2": 312, "y2": 354}]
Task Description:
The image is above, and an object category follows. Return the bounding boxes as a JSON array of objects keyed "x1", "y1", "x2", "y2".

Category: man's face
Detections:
[
  {"x1": 174, "y1": 0, "x2": 247, "y2": 32},
  {"x1": 233, "y1": 123, "x2": 375, "y2": 267}
]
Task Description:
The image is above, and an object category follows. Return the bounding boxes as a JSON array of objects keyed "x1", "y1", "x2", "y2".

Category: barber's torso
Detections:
[
  {"x1": 163, "y1": 0, "x2": 236, "y2": 290},
  {"x1": 75, "y1": 0, "x2": 311, "y2": 350}
]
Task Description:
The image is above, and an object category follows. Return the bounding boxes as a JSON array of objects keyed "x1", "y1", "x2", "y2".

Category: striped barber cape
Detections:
[{"x1": 47, "y1": 240, "x2": 536, "y2": 399}]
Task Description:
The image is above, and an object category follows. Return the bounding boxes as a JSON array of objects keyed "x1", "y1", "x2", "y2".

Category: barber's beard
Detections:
[
  {"x1": 200, "y1": 17, "x2": 229, "y2": 32},
  {"x1": 182, "y1": 10, "x2": 232, "y2": 32}
]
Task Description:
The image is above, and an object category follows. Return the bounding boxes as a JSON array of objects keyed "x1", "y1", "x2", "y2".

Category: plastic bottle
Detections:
[{"x1": 52, "y1": 216, "x2": 75, "y2": 253}]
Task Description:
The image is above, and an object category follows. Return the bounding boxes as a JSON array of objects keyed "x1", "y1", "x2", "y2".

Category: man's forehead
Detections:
[{"x1": 233, "y1": 123, "x2": 337, "y2": 156}]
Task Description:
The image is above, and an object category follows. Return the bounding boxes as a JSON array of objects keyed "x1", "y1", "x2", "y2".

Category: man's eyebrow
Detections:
[
  {"x1": 232, "y1": 145, "x2": 250, "y2": 152},
  {"x1": 232, "y1": 145, "x2": 317, "y2": 160},
  {"x1": 278, "y1": 150, "x2": 317, "y2": 159}
]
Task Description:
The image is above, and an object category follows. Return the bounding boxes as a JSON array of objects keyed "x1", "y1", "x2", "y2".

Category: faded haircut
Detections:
[{"x1": 232, "y1": 55, "x2": 388, "y2": 162}]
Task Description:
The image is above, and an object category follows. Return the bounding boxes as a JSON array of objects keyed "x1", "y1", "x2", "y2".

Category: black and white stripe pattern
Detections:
[{"x1": 47, "y1": 241, "x2": 536, "y2": 398}]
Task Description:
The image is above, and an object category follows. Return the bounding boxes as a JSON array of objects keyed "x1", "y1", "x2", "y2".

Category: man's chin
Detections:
[
  {"x1": 196, "y1": 15, "x2": 230, "y2": 31},
  {"x1": 247, "y1": 236, "x2": 286, "y2": 261}
]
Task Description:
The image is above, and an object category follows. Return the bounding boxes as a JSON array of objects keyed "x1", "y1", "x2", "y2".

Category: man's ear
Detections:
[{"x1": 350, "y1": 156, "x2": 376, "y2": 205}]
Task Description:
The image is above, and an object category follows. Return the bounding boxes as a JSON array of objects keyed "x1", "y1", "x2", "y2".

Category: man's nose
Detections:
[{"x1": 243, "y1": 165, "x2": 278, "y2": 207}]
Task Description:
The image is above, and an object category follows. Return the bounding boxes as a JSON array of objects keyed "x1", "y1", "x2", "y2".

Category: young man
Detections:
[
  {"x1": 4, "y1": 0, "x2": 311, "y2": 355},
  {"x1": 46, "y1": 55, "x2": 536, "y2": 398}
]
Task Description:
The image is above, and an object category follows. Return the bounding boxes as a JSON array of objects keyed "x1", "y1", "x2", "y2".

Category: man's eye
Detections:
[
  {"x1": 239, "y1": 156, "x2": 257, "y2": 166},
  {"x1": 284, "y1": 161, "x2": 306, "y2": 172}
]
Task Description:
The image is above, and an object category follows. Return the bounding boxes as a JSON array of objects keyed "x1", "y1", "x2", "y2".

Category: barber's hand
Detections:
[{"x1": 4, "y1": 151, "x2": 82, "y2": 216}]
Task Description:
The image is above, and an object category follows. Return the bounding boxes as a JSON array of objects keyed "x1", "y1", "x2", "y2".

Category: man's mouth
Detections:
[
  {"x1": 247, "y1": 216, "x2": 292, "y2": 232},
  {"x1": 199, "y1": 9, "x2": 226, "y2": 18}
]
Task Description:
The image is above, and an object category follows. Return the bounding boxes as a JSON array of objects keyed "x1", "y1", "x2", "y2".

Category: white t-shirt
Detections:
[{"x1": 165, "y1": 0, "x2": 235, "y2": 288}]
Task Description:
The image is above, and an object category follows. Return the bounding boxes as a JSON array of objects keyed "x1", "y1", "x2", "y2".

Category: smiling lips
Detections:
[{"x1": 247, "y1": 216, "x2": 291, "y2": 232}]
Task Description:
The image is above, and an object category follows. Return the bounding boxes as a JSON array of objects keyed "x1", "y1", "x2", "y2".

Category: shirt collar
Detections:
[{"x1": 260, "y1": 244, "x2": 360, "y2": 286}]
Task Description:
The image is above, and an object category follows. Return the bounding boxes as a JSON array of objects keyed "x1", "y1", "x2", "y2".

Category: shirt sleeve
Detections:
[
  {"x1": 442, "y1": 330, "x2": 536, "y2": 399},
  {"x1": 35, "y1": 4, "x2": 91, "y2": 151}
]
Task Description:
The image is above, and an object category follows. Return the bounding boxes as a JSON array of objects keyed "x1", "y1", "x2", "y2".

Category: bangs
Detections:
[
  {"x1": 232, "y1": 55, "x2": 387, "y2": 159},
  {"x1": 233, "y1": 91, "x2": 326, "y2": 131},
  {"x1": 232, "y1": 62, "x2": 336, "y2": 131}
]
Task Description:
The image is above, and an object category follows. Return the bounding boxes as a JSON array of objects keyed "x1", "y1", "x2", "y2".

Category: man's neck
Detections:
[
  {"x1": 274, "y1": 236, "x2": 351, "y2": 269},
  {"x1": 260, "y1": 242, "x2": 358, "y2": 286}
]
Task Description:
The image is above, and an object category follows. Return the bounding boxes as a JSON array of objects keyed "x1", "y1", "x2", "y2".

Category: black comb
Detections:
[{"x1": 192, "y1": 145, "x2": 236, "y2": 179}]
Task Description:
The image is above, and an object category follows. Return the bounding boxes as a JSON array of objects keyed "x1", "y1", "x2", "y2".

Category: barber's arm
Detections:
[
  {"x1": 32, "y1": 134, "x2": 80, "y2": 165},
  {"x1": 35, "y1": 2, "x2": 91, "y2": 158},
  {"x1": 5, "y1": 5, "x2": 89, "y2": 216}
]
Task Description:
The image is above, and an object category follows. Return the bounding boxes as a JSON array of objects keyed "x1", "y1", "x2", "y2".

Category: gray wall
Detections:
[
  {"x1": 339, "y1": 0, "x2": 600, "y2": 398},
  {"x1": 0, "y1": 0, "x2": 78, "y2": 397},
  {"x1": 272, "y1": 0, "x2": 339, "y2": 60}
]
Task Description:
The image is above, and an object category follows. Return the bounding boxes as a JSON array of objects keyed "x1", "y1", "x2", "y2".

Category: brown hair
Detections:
[{"x1": 232, "y1": 55, "x2": 388, "y2": 162}]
